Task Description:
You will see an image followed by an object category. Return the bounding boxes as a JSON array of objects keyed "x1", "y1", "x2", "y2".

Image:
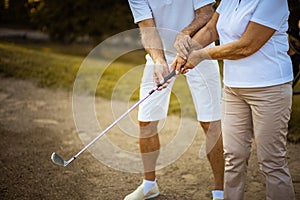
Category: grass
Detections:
[
  {"x1": 0, "y1": 42, "x2": 81, "y2": 89},
  {"x1": 0, "y1": 39, "x2": 299, "y2": 142},
  {"x1": 0, "y1": 40, "x2": 194, "y2": 117}
]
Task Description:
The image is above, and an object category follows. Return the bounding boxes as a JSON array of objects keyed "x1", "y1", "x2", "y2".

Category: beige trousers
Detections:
[{"x1": 222, "y1": 82, "x2": 295, "y2": 200}]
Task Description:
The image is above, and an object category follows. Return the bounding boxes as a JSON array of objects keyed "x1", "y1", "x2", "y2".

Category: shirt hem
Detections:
[{"x1": 224, "y1": 77, "x2": 293, "y2": 88}]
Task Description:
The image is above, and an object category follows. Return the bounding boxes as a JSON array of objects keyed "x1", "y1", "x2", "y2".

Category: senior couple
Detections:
[{"x1": 124, "y1": 0, "x2": 296, "y2": 200}]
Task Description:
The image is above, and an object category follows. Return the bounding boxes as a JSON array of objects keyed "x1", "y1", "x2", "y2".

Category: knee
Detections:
[
  {"x1": 200, "y1": 121, "x2": 210, "y2": 133},
  {"x1": 224, "y1": 150, "x2": 250, "y2": 172},
  {"x1": 139, "y1": 121, "x2": 158, "y2": 138},
  {"x1": 200, "y1": 120, "x2": 221, "y2": 135},
  {"x1": 258, "y1": 156, "x2": 287, "y2": 175}
]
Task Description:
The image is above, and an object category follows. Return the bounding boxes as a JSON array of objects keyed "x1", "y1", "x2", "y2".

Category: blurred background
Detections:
[
  {"x1": 0, "y1": 0, "x2": 299, "y2": 141},
  {"x1": 0, "y1": 1, "x2": 299, "y2": 199}
]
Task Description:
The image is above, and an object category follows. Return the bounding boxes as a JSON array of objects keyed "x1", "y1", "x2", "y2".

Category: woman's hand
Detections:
[{"x1": 181, "y1": 49, "x2": 208, "y2": 73}]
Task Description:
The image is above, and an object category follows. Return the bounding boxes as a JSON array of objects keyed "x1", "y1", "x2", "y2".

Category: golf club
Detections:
[{"x1": 51, "y1": 69, "x2": 177, "y2": 167}]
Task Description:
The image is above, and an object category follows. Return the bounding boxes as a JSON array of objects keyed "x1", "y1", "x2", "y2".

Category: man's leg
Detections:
[
  {"x1": 139, "y1": 121, "x2": 160, "y2": 181},
  {"x1": 124, "y1": 121, "x2": 160, "y2": 200},
  {"x1": 184, "y1": 59, "x2": 223, "y2": 199},
  {"x1": 200, "y1": 120, "x2": 224, "y2": 191}
]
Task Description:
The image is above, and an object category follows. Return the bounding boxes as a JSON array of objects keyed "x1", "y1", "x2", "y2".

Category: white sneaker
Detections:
[{"x1": 124, "y1": 184, "x2": 159, "y2": 200}]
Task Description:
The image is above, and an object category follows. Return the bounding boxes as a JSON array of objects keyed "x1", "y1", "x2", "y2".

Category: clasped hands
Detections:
[
  {"x1": 155, "y1": 32, "x2": 206, "y2": 90},
  {"x1": 173, "y1": 32, "x2": 207, "y2": 74}
]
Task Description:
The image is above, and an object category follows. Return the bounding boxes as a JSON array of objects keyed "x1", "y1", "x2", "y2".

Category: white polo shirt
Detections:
[
  {"x1": 216, "y1": 0, "x2": 293, "y2": 88},
  {"x1": 128, "y1": 0, "x2": 215, "y2": 58}
]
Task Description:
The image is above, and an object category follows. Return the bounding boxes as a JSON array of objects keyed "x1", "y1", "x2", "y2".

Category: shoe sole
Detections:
[{"x1": 144, "y1": 192, "x2": 159, "y2": 200}]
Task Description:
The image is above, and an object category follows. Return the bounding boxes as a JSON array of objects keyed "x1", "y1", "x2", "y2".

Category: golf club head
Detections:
[{"x1": 51, "y1": 152, "x2": 68, "y2": 167}]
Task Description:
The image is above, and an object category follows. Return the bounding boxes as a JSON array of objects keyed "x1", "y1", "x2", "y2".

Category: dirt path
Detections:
[{"x1": 0, "y1": 76, "x2": 299, "y2": 200}]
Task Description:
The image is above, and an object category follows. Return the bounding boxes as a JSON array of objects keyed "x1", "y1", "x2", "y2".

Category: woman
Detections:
[{"x1": 172, "y1": 0, "x2": 295, "y2": 199}]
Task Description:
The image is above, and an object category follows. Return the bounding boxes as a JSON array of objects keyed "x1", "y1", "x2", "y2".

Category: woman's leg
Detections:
[
  {"x1": 222, "y1": 87, "x2": 253, "y2": 200},
  {"x1": 250, "y1": 83, "x2": 295, "y2": 200}
]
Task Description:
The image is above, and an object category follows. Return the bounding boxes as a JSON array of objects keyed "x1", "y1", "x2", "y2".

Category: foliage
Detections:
[
  {"x1": 28, "y1": 0, "x2": 136, "y2": 43},
  {"x1": 0, "y1": 0, "x2": 30, "y2": 27},
  {"x1": 1, "y1": 0, "x2": 300, "y2": 43}
]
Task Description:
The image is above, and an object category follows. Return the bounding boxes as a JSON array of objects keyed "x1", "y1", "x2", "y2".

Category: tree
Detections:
[
  {"x1": 29, "y1": 0, "x2": 135, "y2": 43},
  {"x1": 0, "y1": 0, "x2": 30, "y2": 27}
]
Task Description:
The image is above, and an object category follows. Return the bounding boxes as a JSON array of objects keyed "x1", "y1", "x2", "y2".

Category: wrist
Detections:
[
  {"x1": 180, "y1": 30, "x2": 192, "y2": 37},
  {"x1": 153, "y1": 57, "x2": 167, "y2": 65}
]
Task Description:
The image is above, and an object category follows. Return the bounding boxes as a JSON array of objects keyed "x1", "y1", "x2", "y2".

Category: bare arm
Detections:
[
  {"x1": 138, "y1": 18, "x2": 170, "y2": 88},
  {"x1": 191, "y1": 12, "x2": 220, "y2": 50},
  {"x1": 174, "y1": 3, "x2": 215, "y2": 59},
  {"x1": 206, "y1": 21, "x2": 275, "y2": 60},
  {"x1": 138, "y1": 19, "x2": 166, "y2": 65},
  {"x1": 181, "y1": 3, "x2": 215, "y2": 37},
  {"x1": 172, "y1": 11, "x2": 219, "y2": 71},
  {"x1": 183, "y1": 21, "x2": 275, "y2": 71}
]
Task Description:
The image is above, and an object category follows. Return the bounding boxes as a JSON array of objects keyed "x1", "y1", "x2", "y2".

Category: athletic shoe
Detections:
[{"x1": 124, "y1": 184, "x2": 159, "y2": 200}]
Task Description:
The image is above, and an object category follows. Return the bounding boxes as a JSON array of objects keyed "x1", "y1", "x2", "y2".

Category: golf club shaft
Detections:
[{"x1": 70, "y1": 69, "x2": 177, "y2": 162}]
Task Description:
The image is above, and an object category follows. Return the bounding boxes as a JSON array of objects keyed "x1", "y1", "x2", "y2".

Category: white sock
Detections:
[
  {"x1": 212, "y1": 190, "x2": 224, "y2": 199},
  {"x1": 142, "y1": 179, "x2": 156, "y2": 195}
]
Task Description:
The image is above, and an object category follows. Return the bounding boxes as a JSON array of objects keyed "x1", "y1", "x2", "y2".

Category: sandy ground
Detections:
[{"x1": 0, "y1": 75, "x2": 299, "y2": 200}]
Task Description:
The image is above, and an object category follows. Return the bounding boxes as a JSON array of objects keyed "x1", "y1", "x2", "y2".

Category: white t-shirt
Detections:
[
  {"x1": 128, "y1": 0, "x2": 215, "y2": 58},
  {"x1": 216, "y1": 0, "x2": 293, "y2": 88}
]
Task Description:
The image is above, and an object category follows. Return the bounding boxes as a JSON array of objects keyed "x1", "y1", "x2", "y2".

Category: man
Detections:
[{"x1": 125, "y1": 1, "x2": 224, "y2": 199}]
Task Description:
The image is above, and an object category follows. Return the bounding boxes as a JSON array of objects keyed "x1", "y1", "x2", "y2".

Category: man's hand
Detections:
[
  {"x1": 174, "y1": 32, "x2": 203, "y2": 63},
  {"x1": 171, "y1": 49, "x2": 209, "y2": 74},
  {"x1": 171, "y1": 55, "x2": 187, "y2": 74},
  {"x1": 174, "y1": 3, "x2": 214, "y2": 60},
  {"x1": 174, "y1": 32, "x2": 193, "y2": 59},
  {"x1": 153, "y1": 61, "x2": 171, "y2": 90}
]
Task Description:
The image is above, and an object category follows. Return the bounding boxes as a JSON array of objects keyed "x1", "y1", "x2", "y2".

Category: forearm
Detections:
[
  {"x1": 182, "y1": 21, "x2": 277, "y2": 71},
  {"x1": 192, "y1": 25, "x2": 219, "y2": 49},
  {"x1": 186, "y1": 12, "x2": 220, "y2": 51},
  {"x1": 181, "y1": 3, "x2": 214, "y2": 37},
  {"x1": 138, "y1": 18, "x2": 170, "y2": 88},
  {"x1": 174, "y1": 5, "x2": 216, "y2": 59},
  {"x1": 139, "y1": 19, "x2": 166, "y2": 64},
  {"x1": 142, "y1": 33, "x2": 166, "y2": 64},
  {"x1": 206, "y1": 41, "x2": 250, "y2": 60},
  {"x1": 205, "y1": 21, "x2": 276, "y2": 60}
]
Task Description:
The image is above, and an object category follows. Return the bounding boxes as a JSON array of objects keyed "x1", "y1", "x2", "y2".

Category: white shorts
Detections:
[{"x1": 138, "y1": 54, "x2": 222, "y2": 122}]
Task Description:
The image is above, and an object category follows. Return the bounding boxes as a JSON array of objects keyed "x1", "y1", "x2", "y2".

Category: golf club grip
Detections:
[{"x1": 156, "y1": 70, "x2": 176, "y2": 88}]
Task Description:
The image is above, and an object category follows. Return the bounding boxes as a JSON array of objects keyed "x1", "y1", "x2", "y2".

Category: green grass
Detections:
[
  {"x1": 0, "y1": 40, "x2": 193, "y2": 117},
  {"x1": 0, "y1": 40, "x2": 299, "y2": 142},
  {"x1": 0, "y1": 42, "x2": 81, "y2": 89}
]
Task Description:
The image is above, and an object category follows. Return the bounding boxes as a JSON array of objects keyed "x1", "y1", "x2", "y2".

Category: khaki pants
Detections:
[{"x1": 222, "y1": 82, "x2": 295, "y2": 200}]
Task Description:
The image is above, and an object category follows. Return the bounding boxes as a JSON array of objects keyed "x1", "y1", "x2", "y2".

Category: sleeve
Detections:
[
  {"x1": 193, "y1": 0, "x2": 216, "y2": 10},
  {"x1": 215, "y1": 0, "x2": 225, "y2": 15},
  {"x1": 128, "y1": 0, "x2": 153, "y2": 24},
  {"x1": 250, "y1": 0, "x2": 289, "y2": 31}
]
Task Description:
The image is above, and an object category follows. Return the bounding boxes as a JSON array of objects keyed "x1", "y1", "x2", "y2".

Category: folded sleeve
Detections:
[
  {"x1": 215, "y1": 0, "x2": 225, "y2": 15},
  {"x1": 250, "y1": 0, "x2": 289, "y2": 31},
  {"x1": 128, "y1": 0, "x2": 153, "y2": 24}
]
